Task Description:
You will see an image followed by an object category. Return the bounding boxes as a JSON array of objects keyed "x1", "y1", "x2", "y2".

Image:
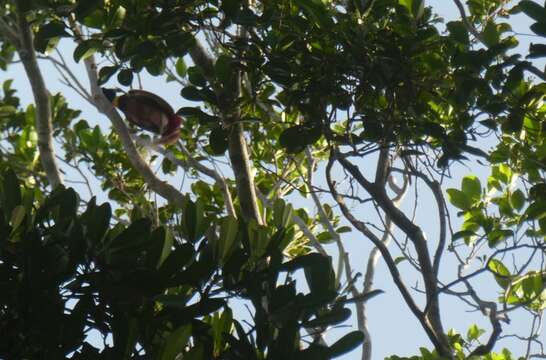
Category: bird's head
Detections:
[{"x1": 101, "y1": 88, "x2": 126, "y2": 108}]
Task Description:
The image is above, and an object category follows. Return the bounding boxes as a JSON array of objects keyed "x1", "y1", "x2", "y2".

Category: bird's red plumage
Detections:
[{"x1": 112, "y1": 90, "x2": 182, "y2": 145}]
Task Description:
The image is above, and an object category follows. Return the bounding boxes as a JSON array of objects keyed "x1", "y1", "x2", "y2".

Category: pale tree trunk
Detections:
[{"x1": 5, "y1": 3, "x2": 63, "y2": 188}]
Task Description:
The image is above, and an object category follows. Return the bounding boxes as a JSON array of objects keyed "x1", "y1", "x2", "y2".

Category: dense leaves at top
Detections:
[
  {"x1": 25, "y1": 0, "x2": 535, "y2": 164},
  {"x1": 26, "y1": 0, "x2": 538, "y2": 164}
]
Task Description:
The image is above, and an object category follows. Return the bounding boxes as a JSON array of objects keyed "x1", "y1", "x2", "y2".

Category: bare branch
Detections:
[
  {"x1": 49, "y1": 49, "x2": 93, "y2": 103},
  {"x1": 325, "y1": 151, "x2": 448, "y2": 353},
  {"x1": 332, "y1": 149, "x2": 452, "y2": 356},
  {"x1": 392, "y1": 167, "x2": 447, "y2": 276},
  {"x1": 361, "y1": 172, "x2": 408, "y2": 360}
]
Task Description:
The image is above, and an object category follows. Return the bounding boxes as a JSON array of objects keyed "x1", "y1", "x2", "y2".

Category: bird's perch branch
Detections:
[{"x1": 82, "y1": 55, "x2": 185, "y2": 207}]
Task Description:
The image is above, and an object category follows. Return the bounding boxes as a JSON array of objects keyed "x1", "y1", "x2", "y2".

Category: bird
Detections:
[{"x1": 102, "y1": 88, "x2": 182, "y2": 145}]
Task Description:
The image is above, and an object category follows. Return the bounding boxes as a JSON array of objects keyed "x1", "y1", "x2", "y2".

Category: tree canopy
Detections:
[{"x1": 1, "y1": 0, "x2": 546, "y2": 359}]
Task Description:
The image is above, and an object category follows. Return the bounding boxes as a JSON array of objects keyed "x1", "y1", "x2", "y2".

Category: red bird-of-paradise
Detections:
[{"x1": 102, "y1": 88, "x2": 182, "y2": 145}]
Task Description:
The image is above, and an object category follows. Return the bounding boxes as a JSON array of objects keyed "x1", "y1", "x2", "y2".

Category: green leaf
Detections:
[
  {"x1": 528, "y1": 43, "x2": 546, "y2": 58},
  {"x1": 34, "y1": 21, "x2": 71, "y2": 53},
  {"x1": 303, "y1": 308, "x2": 351, "y2": 328},
  {"x1": 502, "y1": 107, "x2": 525, "y2": 133},
  {"x1": 466, "y1": 324, "x2": 485, "y2": 342},
  {"x1": 328, "y1": 331, "x2": 364, "y2": 358},
  {"x1": 181, "y1": 196, "x2": 207, "y2": 243},
  {"x1": 10, "y1": 205, "x2": 26, "y2": 231},
  {"x1": 488, "y1": 259, "x2": 511, "y2": 288},
  {"x1": 446, "y1": 21, "x2": 470, "y2": 45},
  {"x1": 525, "y1": 200, "x2": 546, "y2": 220},
  {"x1": 209, "y1": 127, "x2": 229, "y2": 155},
  {"x1": 399, "y1": 0, "x2": 412, "y2": 11},
  {"x1": 175, "y1": 58, "x2": 187, "y2": 77},
  {"x1": 159, "y1": 243, "x2": 195, "y2": 278},
  {"x1": 165, "y1": 32, "x2": 195, "y2": 56},
  {"x1": 107, "y1": 6, "x2": 126, "y2": 28},
  {"x1": 160, "y1": 325, "x2": 192, "y2": 360},
  {"x1": 98, "y1": 65, "x2": 119, "y2": 85},
  {"x1": 156, "y1": 294, "x2": 190, "y2": 309},
  {"x1": 215, "y1": 216, "x2": 239, "y2": 263},
  {"x1": 145, "y1": 58, "x2": 165, "y2": 76},
  {"x1": 412, "y1": 0, "x2": 424, "y2": 18},
  {"x1": 293, "y1": 0, "x2": 333, "y2": 28},
  {"x1": 279, "y1": 125, "x2": 322, "y2": 153},
  {"x1": 273, "y1": 198, "x2": 293, "y2": 229},
  {"x1": 530, "y1": 22, "x2": 546, "y2": 36},
  {"x1": 510, "y1": 189, "x2": 526, "y2": 211},
  {"x1": 461, "y1": 175, "x2": 481, "y2": 202},
  {"x1": 530, "y1": 183, "x2": 546, "y2": 200},
  {"x1": 304, "y1": 254, "x2": 336, "y2": 295},
  {"x1": 519, "y1": 1, "x2": 546, "y2": 24},
  {"x1": 336, "y1": 226, "x2": 352, "y2": 233},
  {"x1": 504, "y1": 63, "x2": 526, "y2": 93},
  {"x1": 0, "y1": 105, "x2": 16, "y2": 117},
  {"x1": 399, "y1": 0, "x2": 423, "y2": 17},
  {"x1": 187, "y1": 67, "x2": 207, "y2": 87},
  {"x1": 181, "y1": 86, "x2": 203, "y2": 101},
  {"x1": 149, "y1": 227, "x2": 174, "y2": 269},
  {"x1": 398, "y1": 0, "x2": 425, "y2": 19},
  {"x1": 2, "y1": 169, "x2": 21, "y2": 217},
  {"x1": 73, "y1": 39, "x2": 101, "y2": 63},
  {"x1": 198, "y1": 87, "x2": 217, "y2": 105},
  {"x1": 337, "y1": 289, "x2": 384, "y2": 304},
  {"x1": 74, "y1": 0, "x2": 104, "y2": 20},
  {"x1": 446, "y1": 189, "x2": 471, "y2": 210},
  {"x1": 117, "y1": 69, "x2": 133, "y2": 86},
  {"x1": 482, "y1": 20, "x2": 500, "y2": 47},
  {"x1": 221, "y1": 0, "x2": 240, "y2": 17},
  {"x1": 452, "y1": 230, "x2": 477, "y2": 243},
  {"x1": 247, "y1": 220, "x2": 269, "y2": 258},
  {"x1": 215, "y1": 55, "x2": 234, "y2": 88},
  {"x1": 176, "y1": 107, "x2": 219, "y2": 125},
  {"x1": 281, "y1": 253, "x2": 329, "y2": 272},
  {"x1": 109, "y1": 218, "x2": 151, "y2": 252},
  {"x1": 82, "y1": 199, "x2": 111, "y2": 243},
  {"x1": 184, "y1": 344, "x2": 205, "y2": 360}
]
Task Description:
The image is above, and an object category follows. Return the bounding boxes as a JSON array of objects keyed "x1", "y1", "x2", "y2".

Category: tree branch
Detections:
[
  {"x1": 15, "y1": 4, "x2": 63, "y2": 188},
  {"x1": 82, "y1": 55, "x2": 185, "y2": 207},
  {"x1": 304, "y1": 147, "x2": 346, "y2": 285},
  {"x1": 361, "y1": 172, "x2": 408, "y2": 360},
  {"x1": 392, "y1": 167, "x2": 447, "y2": 277},
  {"x1": 131, "y1": 135, "x2": 237, "y2": 218},
  {"x1": 190, "y1": 40, "x2": 262, "y2": 224},
  {"x1": 332, "y1": 149, "x2": 452, "y2": 357},
  {"x1": 325, "y1": 152, "x2": 447, "y2": 352}
]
